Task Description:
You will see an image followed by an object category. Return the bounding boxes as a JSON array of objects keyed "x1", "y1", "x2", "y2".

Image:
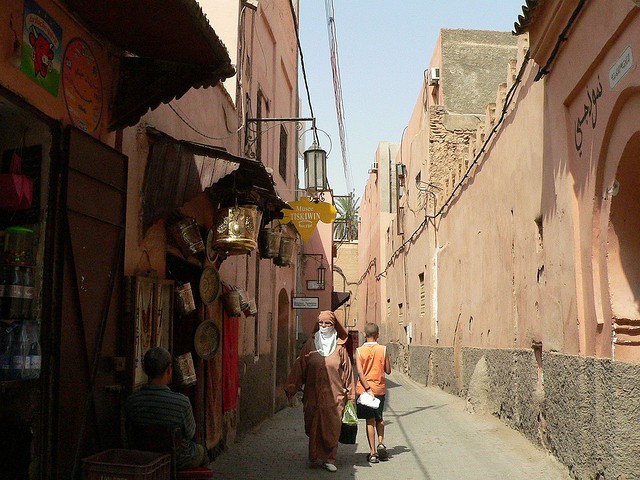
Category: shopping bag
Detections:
[
  {"x1": 341, "y1": 400, "x2": 358, "y2": 426},
  {"x1": 0, "y1": 141, "x2": 33, "y2": 211},
  {"x1": 339, "y1": 422, "x2": 357, "y2": 444}
]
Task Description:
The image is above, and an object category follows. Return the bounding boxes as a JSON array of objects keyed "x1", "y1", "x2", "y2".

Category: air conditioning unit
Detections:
[
  {"x1": 369, "y1": 162, "x2": 378, "y2": 173},
  {"x1": 428, "y1": 67, "x2": 440, "y2": 86}
]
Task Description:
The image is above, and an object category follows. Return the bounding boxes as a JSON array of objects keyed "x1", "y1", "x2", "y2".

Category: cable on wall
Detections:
[{"x1": 375, "y1": 50, "x2": 532, "y2": 280}]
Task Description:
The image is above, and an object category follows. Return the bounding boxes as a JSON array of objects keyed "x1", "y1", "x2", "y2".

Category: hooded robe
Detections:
[{"x1": 284, "y1": 312, "x2": 355, "y2": 463}]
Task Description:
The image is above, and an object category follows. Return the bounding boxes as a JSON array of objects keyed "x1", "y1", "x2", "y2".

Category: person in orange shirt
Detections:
[{"x1": 355, "y1": 322, "x2": 391, "y2": 463}]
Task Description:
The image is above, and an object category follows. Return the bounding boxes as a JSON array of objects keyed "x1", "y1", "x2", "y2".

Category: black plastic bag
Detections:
[{"x1": 339, "y1": 422, "x2": 357, "y2": 444}]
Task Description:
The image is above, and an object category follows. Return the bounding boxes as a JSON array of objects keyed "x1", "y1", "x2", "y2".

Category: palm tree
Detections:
[{"x1": 334, "y1": 194, "x2": 359, "y2": 242}]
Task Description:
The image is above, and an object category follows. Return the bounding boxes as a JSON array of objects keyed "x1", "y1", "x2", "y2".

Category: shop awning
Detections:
[
  {"x1": 60, "y1": 0, "x2": 235, "y2": 130},
  {"x1": 331, "y1": 291, "x2": 351, "y2": 312},
  {"x1": 143, "y1": 127, "x2": 289, "y2": 232}
]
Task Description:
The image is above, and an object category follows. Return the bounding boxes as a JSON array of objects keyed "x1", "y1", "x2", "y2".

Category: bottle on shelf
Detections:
[
  {"x1": 0, "y1": 264, "x2": 9, "y2": 320},
  {"x1": 8, "y1": 322, "x2": 24, "y2": 380},
  {"x1": 0, "y1": 322, "x2": 11, "y2": 380},
  {"x1": 8, "y1": 265, "x2": 23, "y2": 321},
  {"x1": 21, "y1": 266, "x2": 33, "y2": 320},
  {"x1": 22, "y1": 321, "x2": 40, "y2": 380}
]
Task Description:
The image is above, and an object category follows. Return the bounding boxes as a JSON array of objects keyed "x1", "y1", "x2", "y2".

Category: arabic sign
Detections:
[
  {"x1": 574, "y1": 77, "x2": 603, "y2": 158},
  {"x1": 21, "y1": 0, "x2": 63, "y2": 96},
  {"x1": 281, "y1": 197, "x2": 337, "y2": 242},
  {"x1": 292, "y1": 297, "x2": 319, "y2": 309},
  {"x1": 609, "y1": 46, "x2": 633, "y2": 89}
]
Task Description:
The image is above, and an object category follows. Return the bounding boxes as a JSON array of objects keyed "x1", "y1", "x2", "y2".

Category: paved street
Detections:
[{"x1": 209, "y1": 372, "x2": 570, "y2": 479}]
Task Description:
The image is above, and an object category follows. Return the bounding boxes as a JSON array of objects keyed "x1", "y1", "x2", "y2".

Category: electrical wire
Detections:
[
  {"x1": 375, "y1": 50, "x2": 532, "y2": 280},
  {"x1": 168, "y1": 103, "x2": 241, "y2": 141},
  {"x1": 289, "y1": 1, "x2": 315, "y2": 120},
  {"x1": 324, "y1": 0, "x2": 354, "y2": 193},
  {"x1": 534, "y1": 0, "x2": 587, "y2": 81}
]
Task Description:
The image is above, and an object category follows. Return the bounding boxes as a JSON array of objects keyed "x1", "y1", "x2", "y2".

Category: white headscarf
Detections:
[{"x1": 314, "y1": 312, "x2": 337, "y2": 356}]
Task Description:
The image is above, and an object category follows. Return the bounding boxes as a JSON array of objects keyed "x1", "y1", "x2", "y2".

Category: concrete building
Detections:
[{"x1": 359, "y1": 4, "x2": 640, "y2": 477}]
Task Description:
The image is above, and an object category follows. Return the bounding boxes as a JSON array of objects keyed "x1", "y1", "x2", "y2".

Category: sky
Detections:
[{"x1": 297, "y1": 1, "x2": 526, "y2": 200}]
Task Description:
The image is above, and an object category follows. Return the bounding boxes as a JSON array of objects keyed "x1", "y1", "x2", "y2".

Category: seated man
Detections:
[{"x1": 125, "y1": 347, "x2": 209, "y2": 469}]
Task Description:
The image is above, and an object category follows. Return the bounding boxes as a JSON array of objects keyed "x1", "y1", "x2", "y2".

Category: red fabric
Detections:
[
  {"x1": 222, "y1": 312, "x2": 239, "y2": 412},
  {"x1": 0, "y1": 153, "x2": 33, "y2": 211}
]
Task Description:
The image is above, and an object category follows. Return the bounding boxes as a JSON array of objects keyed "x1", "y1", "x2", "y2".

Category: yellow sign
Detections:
[{"x1": 282, "y1": 197, "x2": 337, "y2": 242}]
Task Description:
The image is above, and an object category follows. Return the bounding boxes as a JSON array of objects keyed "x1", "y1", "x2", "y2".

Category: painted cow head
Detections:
[{"x1": 29, "y1": 28, "x2": 54, "y2": 78}]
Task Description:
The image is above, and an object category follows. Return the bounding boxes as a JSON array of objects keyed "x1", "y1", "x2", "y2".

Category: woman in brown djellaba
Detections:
[{"x1": 284, "y1": 310, "x2": 355, "y2": 472}]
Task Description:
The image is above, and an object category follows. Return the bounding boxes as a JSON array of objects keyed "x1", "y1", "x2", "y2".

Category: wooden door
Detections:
[{"x1": 54, "y1": 127, "x2": 127, "y2": 478}]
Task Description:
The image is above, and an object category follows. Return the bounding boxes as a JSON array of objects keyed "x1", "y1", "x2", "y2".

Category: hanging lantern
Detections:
[
  {"x1": 303, "y1": 141, "x2": 327, "y2": 195},
  {"x1": 259, "y1": 225, "x2": 282, "y2": 259},
  {"x1": 317, "y1": 264, "x2": 326, "y2": 286},
  {"x1": 168, "y1": 216, "x2": 205, "y2": 258},
  {"x1": 274, "y1": 231, "x2": 295, "y2": 267},
  {"x1": 210, "y1": 205, "x2": 263, "y2": 255}
]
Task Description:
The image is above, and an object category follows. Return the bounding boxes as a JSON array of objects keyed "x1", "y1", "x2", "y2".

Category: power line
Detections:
[
  {"x1": 289, "y1": 1, "x2": 315, "y2": 119},
  {"x1": 324, "y1": 0, "x2": 354, "y2": 193}
]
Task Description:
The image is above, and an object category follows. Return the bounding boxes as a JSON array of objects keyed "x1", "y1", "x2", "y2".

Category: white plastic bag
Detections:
[{"x1": 357, "y1": 391, "x2": 380, "y2": 409}]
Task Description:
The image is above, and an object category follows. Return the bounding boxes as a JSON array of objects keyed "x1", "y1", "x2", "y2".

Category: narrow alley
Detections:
[{"x1": 209, "y1": 372, "x2": 570, "y2": 480}]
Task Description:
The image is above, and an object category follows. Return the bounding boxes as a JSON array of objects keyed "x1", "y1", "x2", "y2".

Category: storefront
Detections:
[{"x1": 0, "y1": 1, "x2": 234, "y2": 478}]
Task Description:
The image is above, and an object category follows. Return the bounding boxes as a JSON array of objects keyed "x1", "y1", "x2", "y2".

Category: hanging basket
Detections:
[
  {"x1": 259, "y1": 226, "x2": 282, "y2": 259},
  {"x1": 211, "y1": 205, "x2": 262, "y2": 255}
]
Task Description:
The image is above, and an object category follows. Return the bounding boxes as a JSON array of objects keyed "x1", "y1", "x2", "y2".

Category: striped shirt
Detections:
[{"x1": 125, "y1": 384, "x2": 196, "y2": 468}]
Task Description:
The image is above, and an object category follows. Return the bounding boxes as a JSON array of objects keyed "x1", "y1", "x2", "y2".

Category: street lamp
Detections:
[
  {"x1": 317, "y1": 264, "x2": 326, "y2": 286},
  {"x1": 304, "y1": 139, "x2": 327, "y2": 197}
]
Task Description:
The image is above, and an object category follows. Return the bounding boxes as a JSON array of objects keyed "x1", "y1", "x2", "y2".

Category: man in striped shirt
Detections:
[{"x1": 125, "y1": 347, "x2": 208, "y2": 469}]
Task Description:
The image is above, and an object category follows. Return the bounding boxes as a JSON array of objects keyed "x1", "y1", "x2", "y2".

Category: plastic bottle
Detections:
[
  {"x1": 0, "y1": 323, "x2": 11, "y2": 381},
  {"x1": 21, "y1": 267, "x2": 33, "y2": 320},
  {"x1": 8, "y1": 322, "x2": 24, "y2": 380},
  {"x1": 22, "y1": 321, "x2": 41, "y2": 380},
  {"x1": 8, "y1": 266, "x2": 23, "y2": 320},
  {"x1": 0, "y1": 265, "x2": 9, "y2": 320}
]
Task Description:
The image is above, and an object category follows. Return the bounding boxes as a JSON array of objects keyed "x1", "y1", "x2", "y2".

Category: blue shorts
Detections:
[{"x1": 356, "y1": 394, "x2": 385, "y2": 421}]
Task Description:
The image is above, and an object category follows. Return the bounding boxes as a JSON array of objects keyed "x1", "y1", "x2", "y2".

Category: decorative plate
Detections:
[
  {"x1": 194, "y1": 320, "x2": 221, "y2": 360},
  {"x1": 199, "y1": 266, "x2": 220, "y2": 305}
]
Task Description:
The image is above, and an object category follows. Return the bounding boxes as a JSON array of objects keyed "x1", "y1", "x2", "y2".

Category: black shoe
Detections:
[{"x1": 377, "y1": 443, "x2": 388, "y2": 461}]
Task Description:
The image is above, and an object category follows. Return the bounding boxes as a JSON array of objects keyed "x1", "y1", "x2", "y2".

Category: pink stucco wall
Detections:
[
  {"x1": 360, "y1": 4, "x2": 640, "y2": 364},
  {"x1": 121, "y1": 0, "x2": 299, "y2": 360}
]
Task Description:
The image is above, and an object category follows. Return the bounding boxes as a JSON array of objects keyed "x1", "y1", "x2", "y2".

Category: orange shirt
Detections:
[{"x1": 356, "y1": 342, "x2": 387, "y2": 396}]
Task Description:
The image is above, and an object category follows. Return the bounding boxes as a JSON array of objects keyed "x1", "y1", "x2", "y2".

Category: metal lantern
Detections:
[
  {"x1": 275, "y1": 232, "x2": 295, "y2": 267},
  {"x1": 210, "y1": 205, "x2": 262, "y2": 255},
  {"x1": 259, "y1": 226, "x2": 282, "y2": 259},
  {"x1": 303, "y1": 141, "x2": 327, "y2": 194},
  {"x1": 317, "y1": 264, "x2": 326, "y2": 286}
]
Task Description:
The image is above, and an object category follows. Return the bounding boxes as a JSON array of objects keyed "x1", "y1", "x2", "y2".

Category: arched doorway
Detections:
[
  {"x1": 274, "y1": 289, "x2": 290, "y2": 411},
  {"x1": 607, "y1": 133, "x2": 640, "y2": 359}
]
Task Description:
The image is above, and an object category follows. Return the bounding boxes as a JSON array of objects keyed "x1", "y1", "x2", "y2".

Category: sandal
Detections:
[
  {"x1": 377, "y1": 443, "x2": 388, "y2": 461},
  {"x1": 367, "y1": 453, "x2": 379, "y2": 464}
]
